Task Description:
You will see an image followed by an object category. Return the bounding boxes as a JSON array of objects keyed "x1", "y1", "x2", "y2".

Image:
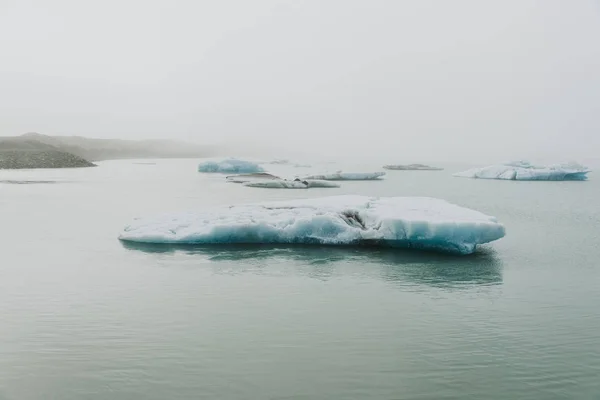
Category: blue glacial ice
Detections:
[
  {"x1": 119, "y1": 195, "x2": 505, "y2": 255},
  {"x1": 198, "y1": 159, "x2": 265, "y2": 174},
  {"x1": 302, "y1": 171, "x2": 386, "y2": 181},
  {"x1": 454, "y1": 161, "x2": 590, "y2": 181}
]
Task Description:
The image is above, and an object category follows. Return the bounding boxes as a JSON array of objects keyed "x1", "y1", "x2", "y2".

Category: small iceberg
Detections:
[
  {"x1": 302, "y1": 171, "x2": 385, "y2": 181},
  {"x1": 383, "y1": 164, "x2": 443, "y2": 171},
  {"x1": 454, "y1": 161, "x2": 590, "y2": 181},
  {"x1": 226, "y1": 173, "x2": 280, "y2": 183},
  {"x1": 262, "y1": 159, "x2": 290, "y2": 165},
  {"x1": 198, "y1": 159, "x2": 265, "y2": 174},
  {"x1": 119, "y1": 195, "x2": 506, "y2": 255},
  {"x1": 244, "y1": 179, "x2": 340, "y2": 189}
]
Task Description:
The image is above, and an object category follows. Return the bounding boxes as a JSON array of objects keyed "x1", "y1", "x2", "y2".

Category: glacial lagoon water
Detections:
[{"x1": 1, "y1": 159, "x2": 599, "y2": 399}]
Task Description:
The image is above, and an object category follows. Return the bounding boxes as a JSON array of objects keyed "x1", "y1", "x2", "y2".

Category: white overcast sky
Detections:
[{"x1": 1, "y1": 0, "x2": 599, "y2": 163}]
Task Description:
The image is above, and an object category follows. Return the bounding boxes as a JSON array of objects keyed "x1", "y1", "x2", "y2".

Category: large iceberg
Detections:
[
  {"x1": 454, "y1": 161, "x2": 590, "y2": 181},
  {"x1": 302, "y1": 171, "x2": 386, "y2": 181},
  {"x1": 243, "y1": 179, "x2": 340, "y2": 189},
  {"x1": 119, "y1": 195, "x2": 505, "y2": 255},
  {"x1": 198, "y1": 159, "x2": 265, "y2": 174}
]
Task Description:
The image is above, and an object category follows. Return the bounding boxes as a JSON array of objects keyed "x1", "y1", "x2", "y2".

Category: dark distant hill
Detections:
[
  {"x1": 0, "y1": 137, "x2": 96, "y2": 169},
  {"x1": 18, "y1": 133, "x2": 216, "y2": 161},
  {"x1": 0, "y1": 133, "x2": 216, "y2": 169},
  {"x1": 1, "y1": 133, "x2": 216, "y2": 163}
]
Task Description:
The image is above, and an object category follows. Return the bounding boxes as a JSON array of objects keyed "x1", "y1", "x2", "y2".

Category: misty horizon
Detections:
[
  {"x1": 2, "y1": 3, "x2": 600, "y2": 396},
  {"x1": 1, "y1": 0, "x2": 599, "y2": 165}
]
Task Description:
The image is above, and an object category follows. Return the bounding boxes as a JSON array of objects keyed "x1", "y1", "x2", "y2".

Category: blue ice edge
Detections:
[{"x1": 118, "y1": 196, "x2": 506, "y2": 256}]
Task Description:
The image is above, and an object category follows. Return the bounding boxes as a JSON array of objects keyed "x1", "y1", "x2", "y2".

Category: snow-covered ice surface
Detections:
[
  {"x1": 198, "y1": 159, "x2": 265, "y2": 174},
  {"x1": 302, "y1": 171, "x2": 386, "y2": 181},
  {"x1": 119, "y1": 195, "x2": 505, "y2": 255},
  {"x1": 454, "y1": 161, "x2": 590, "y2": 181},
  {"x1": 243, "y1": 179, "x2": 340, "y2": 189}
]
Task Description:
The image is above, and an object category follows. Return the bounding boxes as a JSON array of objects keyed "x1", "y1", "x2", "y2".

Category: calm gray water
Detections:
[{"x1": 1, "y1": 159, "x2": 599, "y2": 400}]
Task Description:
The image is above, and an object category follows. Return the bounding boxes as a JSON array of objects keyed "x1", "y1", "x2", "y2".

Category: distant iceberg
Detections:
[
  {"x1": 383, "y1": 164, "x2": 443, "y2": 171},
  {"x1": 302, "y1": 171, "x2": 385, "y2": 181},
  {"x1": 119, "y1": 195, "x2": 505, "y2": 255},
  {"x1": 226, "y1": 174, "x2": 339, "y2": 188},
  {"x1": 226, "y1": 173, "x2": 280, "y2": 183},
  {"x1": 454, "y1": 161, "x2": 590, "y2": 181},
  {"x1": 198, "y1": 159, "x2": 264, "y2": 174},
  {"x1": 262, "y1": 159, "x2": 290, "y2": 165},
  {"x1": 244, "y1": 179, "x2": 340, "y2": 189}
]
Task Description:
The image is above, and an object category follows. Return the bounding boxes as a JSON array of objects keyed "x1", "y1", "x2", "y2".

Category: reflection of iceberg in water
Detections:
[
  {"x1": 375, "y1": 248, "x2": 502, "y2": 288},
  {"x1": 121, "y1": 242, "x2": 502, "y2": 288}
]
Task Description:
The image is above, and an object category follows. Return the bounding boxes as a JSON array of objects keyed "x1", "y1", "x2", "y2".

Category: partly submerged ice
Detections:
[
  {"x1": 226, "y1": 173, "x2": 280, "y2": 183},
  {"x1": 225, "y1": 174, "x2": 339, "y2": 188},
  {"x1": 302, "y1": 171, "x2": 386, "y2": 181},
  {"x1": 243, "y1": 179, "x2": 340, "y2": 189},
  {"x1": 198, "y1": 159, "x2": 265, "y2": 174},
  {"x1": 454, "y1": 161, "x2": 590, "y2": 181},
  {"x1": 119, "y1": 195, "x2": 505, "y2": 255}
]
